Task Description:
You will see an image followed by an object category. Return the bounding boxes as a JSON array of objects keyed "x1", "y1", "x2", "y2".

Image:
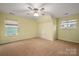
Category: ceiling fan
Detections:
[{"x1": 11, "y1": 3, "x2": 48, "y2": 17}]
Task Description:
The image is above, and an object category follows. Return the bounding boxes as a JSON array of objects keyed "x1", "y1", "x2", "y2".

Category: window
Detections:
[
  {"x1": 5, "y1": 20, "x2": 18, "y2": 36},
  {"x1": 60, "y1": 20, "x2": 77, "y2": 29}
]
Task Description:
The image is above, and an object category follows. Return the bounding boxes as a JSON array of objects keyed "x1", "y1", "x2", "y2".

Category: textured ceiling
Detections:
[{"x1": 0, "y1": 3, "x2": 79, "y2": 18}]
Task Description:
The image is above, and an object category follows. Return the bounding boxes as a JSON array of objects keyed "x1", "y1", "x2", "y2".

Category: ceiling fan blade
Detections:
[
  {"x1": 40, "y1": 8, "x2": 45, "y2": 11},
  {"x1": 25, "y1": 3, "x2": 33, "y2": 11},
  {"x1": 28, "y1": 7, "x2": 33, "y2": 10}
]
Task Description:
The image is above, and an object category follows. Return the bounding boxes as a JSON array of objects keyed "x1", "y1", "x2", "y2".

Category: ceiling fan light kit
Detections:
[
  {"x1": 25, "y1": 4, "x2": 47, "y2": 17},
  {"x1": 34, "y1": 12, "x2": 39, "y2": 16}
]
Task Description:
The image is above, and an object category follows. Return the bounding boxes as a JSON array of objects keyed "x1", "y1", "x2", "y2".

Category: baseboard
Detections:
[
  {"x1": 0, "y1": 37, "x2": 38, "y2": 45},
  {"x1": 38, "y1": 37, "x2": 55, "y2": 41},
  {"x1": 0, "y1": 37, "x2": 57, "y2": 45},
  {"x1": 58, "y1": 39, "x2": 79, "y2": 44}
]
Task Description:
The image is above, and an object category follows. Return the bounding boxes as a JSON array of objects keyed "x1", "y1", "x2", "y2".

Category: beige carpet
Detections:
[{"x1": 0, "y1": 38, "x2": 79, "y2": 56}]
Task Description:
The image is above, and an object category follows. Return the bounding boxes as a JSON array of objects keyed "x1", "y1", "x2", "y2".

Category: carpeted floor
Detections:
[{"x1": 0, "y1": 38, "x2": 79, "y2": 56}]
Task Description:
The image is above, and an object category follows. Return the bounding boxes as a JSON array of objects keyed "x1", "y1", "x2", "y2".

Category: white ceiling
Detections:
[{"x1": 0, "y1": 3, "x2": 79, "y2": 18}]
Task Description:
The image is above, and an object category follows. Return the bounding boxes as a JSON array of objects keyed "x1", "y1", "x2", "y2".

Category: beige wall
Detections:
[
  {"x1": 1, "y1": 12, "x2": 79, "y2": 44},
  {"x1": 0, "y1": 12, "x2": 56, "y2": 44},
  {"x1": 37, "y1": 15, "x2": 56, "y2": 41},
  {"x1": 0, "y1": 12, "x2": 38, "y2": 44},
  {"x1": 58, "y1": 14, "x2": 79, "y2": 43}
]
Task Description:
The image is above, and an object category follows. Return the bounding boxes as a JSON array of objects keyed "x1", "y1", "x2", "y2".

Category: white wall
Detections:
[{"x1": 38, "y1": 15, "x2": 56, "y2": 41}]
